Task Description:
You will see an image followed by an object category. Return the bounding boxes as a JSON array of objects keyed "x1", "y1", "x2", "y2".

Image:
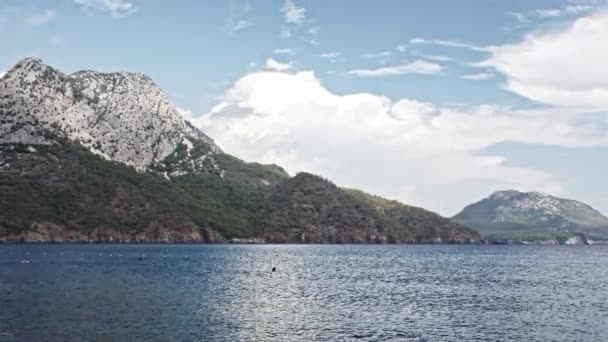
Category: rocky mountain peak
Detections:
[{"x1": 0, "y1": 58, "x2": 221, "y2": 173}]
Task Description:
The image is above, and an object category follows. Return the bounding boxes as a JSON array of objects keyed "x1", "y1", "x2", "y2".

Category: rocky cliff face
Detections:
[
  {"x1": 453, "y1": 190, "x2": 608, "y2": 243},
  {"x1": 0, "y1": 58, "x2": 220, "y2": 174}
]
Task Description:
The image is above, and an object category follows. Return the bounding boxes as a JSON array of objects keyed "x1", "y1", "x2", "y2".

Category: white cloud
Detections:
[
  {"x1": 231, "y1": 19, "x2": 254, "y2": 32},
  {"x1": 26, "y1": 9, "x2": 56, "y2": 26},
  {"x1": 423, "y1": 55, "x2": 453, "y2": 62},
  {"x1": 462, "y1": 73, "x2": 494, "y2": 80},
  {"x1": 363, "y1": 51, "x2": 392, "y2": 58},
  {"x1": 396, "y1": 44, "x2": 407, "y2": 52},
  {"x1": 264, "y1": 58, "x2": 293, "y2": 72},
  {"x1": 509, "y1": 12, "x2": 528, "y2": 22},
  {"x1": 223, "y1": 0, "x2": 254, "y2": 33},
  {"x1": 281, "y1": 0, "x2": 305, "y2": 24},
  {"x1": 308, "y1": 26, "x2": 320, "y2": 34},
  {"x1": 74, "y1": 0, "x2": 137, "y2": 18},
  {"x1": 410, "y1": 37, "x2": 491, "y2": 52},
  {"x1": 191, "y1": 70, "x2": 607, "y2": 215},
  {"x1": 511, "y1": 3, "x2": 594, "y2": 22},
  {"x1": 483, "y1": 10, "x2": 608, "y2": 110},
  {"x1": 536, "y1": 8, "x2": 563, "y2": 18},
  {"x1": 320, "y1": 52, "x2": 340, "y2": 58},
  {"x1": 273, "y1": 48, "x2": 294, "y2": 55},
  {"x1": 0, "y1": 72, "x2": 6, "y2": 79},
  {"x1": 303, "y1": 38, "x2": 319, "y2": 46},
  {"x1": 347, "y1": 60, "x2": 442, "y2": 77},
  {"x1": 176, "y1": 107, "x2": 194, "y2": 118}
]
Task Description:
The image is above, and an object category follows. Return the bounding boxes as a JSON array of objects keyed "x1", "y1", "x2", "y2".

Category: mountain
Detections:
[
  {"x1": 0, "y1": 58, "x2": 479, "y2": 243},
  {"x1": 0, "y1": 58, "x2": 221, "y2": 174},
  {"x1": 452, "y1": 190, "x2": 608, "y2": 243}
]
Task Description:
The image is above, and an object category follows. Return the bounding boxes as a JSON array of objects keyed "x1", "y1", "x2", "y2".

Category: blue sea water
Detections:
[{"x1": 1, "y1": 244, "x2": 607, "y2": 341}]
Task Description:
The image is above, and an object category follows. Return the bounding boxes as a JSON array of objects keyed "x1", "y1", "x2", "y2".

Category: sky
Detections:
[{"x1": 1, "y1": 0, "x2": 608, "y2": 216}]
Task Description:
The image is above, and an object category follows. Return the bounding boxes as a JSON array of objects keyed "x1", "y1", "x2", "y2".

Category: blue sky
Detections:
[{"x1": 2, "y1": 0, "x2": 608, "y2": 215}]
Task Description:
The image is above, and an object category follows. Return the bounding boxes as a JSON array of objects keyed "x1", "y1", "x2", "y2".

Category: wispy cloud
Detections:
[
  {"x1": 410, "y1": 37, "x2": 491, "y2": 52},
  {"x1": 462, "y1": 73, "x2": 494, "y2": 80},
  {"x1": 308, "y1": 26, "x2": 320, "y2": 34},
  {"x1": 423, "y1": 55, "x2": 453, "y2": 62},
  {"x1": 396, "y1": 44, "x2": 407, "y2": 52},
  {"x1": 364, "y1": 51, "x2": 392, "y2": 58},
  {"x1": 347, "y1": 60, "x2": 442, "y2": 77},
  {"x1": 74, "y1": 0, "x2": 137, "y2": 19},
  {"x1": 320, "y1": 52, "x2": 340, "y2": 58},
  {"x1": 281, "y1": 0, "x2": 306, "y2": 24},
  {"x1": 304, "y1": 38, "x2": 319, "y2": 46},
  {"x1": 510, "y1": 3, "x2": 594, "y2": 22},
  {"x1": 274, "y1": 48, "x2": 294, "y2": 55},
  {"x1": 224, "y1": 0, "x2": 254, "y2": 33},
  {"x1": 280, "y1": 27, "x2": 291, "y2": 39},
  {"x1": 26, "y1": 9, "x2": 56, "y2": 26},
  {"x1": 265, "y1": 58, "x2": 293, "y2": 72},
  {"x1": 232, "y1": 19, "x2": 254, "y2": 31}
]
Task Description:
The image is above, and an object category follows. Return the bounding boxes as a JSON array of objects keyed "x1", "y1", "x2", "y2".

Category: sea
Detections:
[{"x1": 1, "y1": 244, "x2": 607, "y2": 341}]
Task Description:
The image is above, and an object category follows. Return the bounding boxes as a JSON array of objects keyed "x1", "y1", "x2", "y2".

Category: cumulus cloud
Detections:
[
  {"x1": 189, "y1": 70, "x2": 608, "y2": 214},
  {"x1": 264, "y1": 58, "x2": 293, "y2": 72},
  {"x1": 281, "y1": 0, "x2": 305, "y2": 24},
  {"x1": 483, "y1": 10, "x2": 608, "y2": 110},
  {"x1": 462, "y1": 73, "x2": 494, "y2": 80},
  {"x1": 74, "y1": 0, "x2": 137, "y2": 18},
  {"x1": 0, "y1": 72, "x2": 6, "y2": 79},
  {"x1": 347, "y1": 60, "x2": 442, "y2": 77},
  {"x1": 26, "y1": 9, "x2": 56, "y2": 26}
]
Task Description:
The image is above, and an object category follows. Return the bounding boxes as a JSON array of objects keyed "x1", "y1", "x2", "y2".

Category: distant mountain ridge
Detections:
[
  {"x1": 0, "y1": 58, "x2": 479, "y2": 244},
  {"x1": 452, "y1": 190, "x2": 608, "y2": 243}
]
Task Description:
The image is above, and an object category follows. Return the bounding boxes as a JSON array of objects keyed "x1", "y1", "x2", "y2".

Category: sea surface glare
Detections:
[{"x1": 1, "y1": 244, "x2": 608, "y2": 341}]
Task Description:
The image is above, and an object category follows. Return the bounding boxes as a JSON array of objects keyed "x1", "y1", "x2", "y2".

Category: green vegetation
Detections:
[
  {"x1": 256, "y1": 173, "x2": 480, "y2": 243},
  {"x1": 0, "y1": 140, "x2": 290, "y2": 240},
  {"x1": 170, "y1": 153, "x2": 289, "y2": 238},
  {"x1": 0, "y1": 140, "x2": 478, "y2": 243}
]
